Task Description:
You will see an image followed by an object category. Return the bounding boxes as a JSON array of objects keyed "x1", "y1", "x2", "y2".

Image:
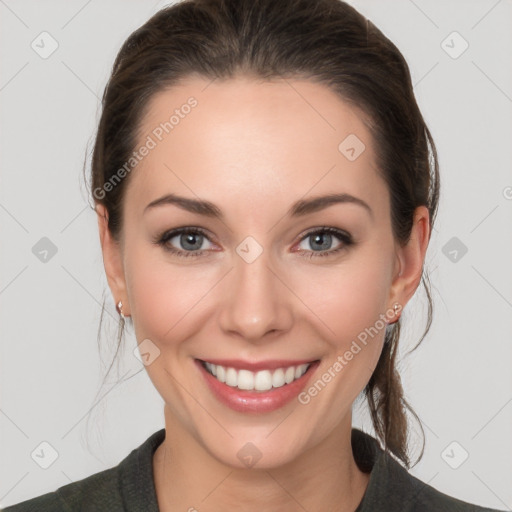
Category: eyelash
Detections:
[{"x1": 154, "y1": 226, "x2": 354, "y2": 259}]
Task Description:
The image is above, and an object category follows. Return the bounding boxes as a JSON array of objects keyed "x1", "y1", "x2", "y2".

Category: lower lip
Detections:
[{"x1": 195, "y1": 359, "x2": 320, "y2": 413}]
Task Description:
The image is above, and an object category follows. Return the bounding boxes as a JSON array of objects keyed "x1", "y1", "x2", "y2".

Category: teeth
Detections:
[
  {"x1": 272, "y1": 368, "x2": 285, "y2": 388},
  {"x1": 203, "y1": 361, "x2": 311, "y2": 391},
  {"x1": 226, "y1": 367, "x2": 237, "y2": 387}
]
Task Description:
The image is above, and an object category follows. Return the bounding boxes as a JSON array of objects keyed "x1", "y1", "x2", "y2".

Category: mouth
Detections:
[{"x1": 195, "y1": 358, "x2": 321, "y2": 413}]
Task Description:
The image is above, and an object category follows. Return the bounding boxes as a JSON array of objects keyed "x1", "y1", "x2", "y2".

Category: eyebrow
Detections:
[{"x1": 144, "y1": 192, "x2": 373, "y2": 219}]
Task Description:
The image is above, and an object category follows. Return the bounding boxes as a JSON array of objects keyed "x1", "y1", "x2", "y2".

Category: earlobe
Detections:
[{"x1": 95, "y1": 204, "x2": 129, "y2": 315}]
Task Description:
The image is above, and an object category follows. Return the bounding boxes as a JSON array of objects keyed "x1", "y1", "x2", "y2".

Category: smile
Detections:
[{"x1": 195, "y1": 358, "x2": 321, "y2": 413}]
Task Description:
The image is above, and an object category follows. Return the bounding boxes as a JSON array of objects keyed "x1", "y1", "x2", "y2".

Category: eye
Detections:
[
  {"x1": 295, "y1": 227, "x2": 354, "y2": 258},
  {"x1": 154, "y1": 227, "x2": 214, "y2": 258},
  {"x1": 154, "y1": 226, "x2": 354, "y2": 259}
]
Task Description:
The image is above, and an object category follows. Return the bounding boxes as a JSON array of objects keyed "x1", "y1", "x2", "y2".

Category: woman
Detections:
[{"x1": 4, "y1": 0, "x2": 504, "y2": 510}]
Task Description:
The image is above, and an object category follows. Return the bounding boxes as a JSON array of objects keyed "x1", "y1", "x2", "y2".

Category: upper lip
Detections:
[{"x1": 197, "y1": 358, "x2": 318, "y2": 372}]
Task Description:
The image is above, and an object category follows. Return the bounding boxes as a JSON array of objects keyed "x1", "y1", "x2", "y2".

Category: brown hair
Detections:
[{"x1": 88, "y1": 0, "x2": 439, "y2": 468}]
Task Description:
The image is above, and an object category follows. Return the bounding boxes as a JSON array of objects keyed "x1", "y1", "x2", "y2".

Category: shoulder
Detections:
[
  {"x1": 2, "y1": 465, "x2": 120, "y2": 512},
  {"x1": 383, "y1": 459, "x2": 503, "y2": 512},
  {"x1": 351, "y1": 428, "x2": 504, "y2": 512},
  {"x1": 2, "y1": 429, "x2": 165, "y2": 512}
]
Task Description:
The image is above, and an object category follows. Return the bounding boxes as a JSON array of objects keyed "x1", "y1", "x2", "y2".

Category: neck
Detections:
[{"x1": 153, "y1": 406, "x2": 370, "y2": 512}]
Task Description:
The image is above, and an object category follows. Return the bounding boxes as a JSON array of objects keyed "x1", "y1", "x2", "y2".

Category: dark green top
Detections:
[{"x1": 3, "y1": 428, "x2": 503, "y2": 511}]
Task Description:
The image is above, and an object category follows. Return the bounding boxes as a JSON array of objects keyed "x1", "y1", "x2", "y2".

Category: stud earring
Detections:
[
  {"x1": 388, "y1": 303, "x2": 401, "y2": 325},
  {"x1": 116, "y1": 300, "x2": 125, "y2": 319}
]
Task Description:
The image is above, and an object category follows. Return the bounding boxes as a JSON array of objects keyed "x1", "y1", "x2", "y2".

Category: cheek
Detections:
[
  {"x1": 123, "y1": 242, "x2": 214, "y2": 344},
  {"x1": 297, "y1": 253, "x2": 392, "y2": 339},
  {"x1": 298, "y1": 265, "x2": 391, "y2": 413},
  {"x1": 293, "y1": 250, "x2": 392, "y2": 392}
]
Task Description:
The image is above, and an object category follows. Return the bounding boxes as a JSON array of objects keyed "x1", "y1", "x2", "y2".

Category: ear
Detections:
[
  {"x1": 96, "y1": 204, "x2": 130, "y2": 316},
  {"x1": 388, "y1": 205, "x2": 431, "y2": 312}
]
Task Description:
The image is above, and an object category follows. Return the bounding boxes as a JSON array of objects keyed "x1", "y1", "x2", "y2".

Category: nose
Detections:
[{"x1": 217, "y1": 245, "x2": 294, "y2": 344}]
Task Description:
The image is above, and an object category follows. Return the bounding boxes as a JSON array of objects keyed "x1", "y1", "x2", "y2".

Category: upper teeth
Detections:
[{"x1": 204, "y1": 362, "x2": 311, "y2": 392}]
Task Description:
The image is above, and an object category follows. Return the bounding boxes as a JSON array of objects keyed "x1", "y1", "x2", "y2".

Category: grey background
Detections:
[{"x1": 1, "y1": 0, "x2": 511, "y2": 509}]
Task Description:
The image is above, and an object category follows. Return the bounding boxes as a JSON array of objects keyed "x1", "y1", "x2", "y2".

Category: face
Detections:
[{"x1": 98, "y1": 75, "x2": 428, "y2": 469}]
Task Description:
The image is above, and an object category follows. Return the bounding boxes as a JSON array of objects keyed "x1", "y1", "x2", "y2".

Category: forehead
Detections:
[{"x1": 127, "y1": 75, "x2": 387, "y2": 216}]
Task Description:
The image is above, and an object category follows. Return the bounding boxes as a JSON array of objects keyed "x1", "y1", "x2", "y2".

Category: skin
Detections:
[{"x1": 97, "y1": 76, "x2": 429, "y2": 512}]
